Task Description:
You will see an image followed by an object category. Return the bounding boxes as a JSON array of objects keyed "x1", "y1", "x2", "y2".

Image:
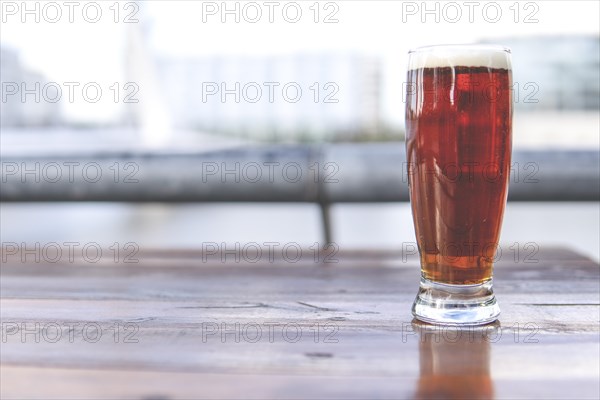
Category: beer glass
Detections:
[{"x1": 405, "y1": 45, "x2": 512, "y2": 325}]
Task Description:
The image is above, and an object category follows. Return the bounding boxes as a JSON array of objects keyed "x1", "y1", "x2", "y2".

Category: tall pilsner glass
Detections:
[{"x1": 405, "y1": 45, "x2": 512, "y2": 325}]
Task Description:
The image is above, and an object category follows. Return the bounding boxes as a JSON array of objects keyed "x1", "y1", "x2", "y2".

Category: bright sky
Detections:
[{"x1": 1, "y1": 0, "x2": 599, "y2": 124}]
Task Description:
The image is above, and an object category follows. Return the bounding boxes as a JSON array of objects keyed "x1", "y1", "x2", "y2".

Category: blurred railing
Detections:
[{"x1": 2, "y1": 144, "x2": 598, "y2": 242}]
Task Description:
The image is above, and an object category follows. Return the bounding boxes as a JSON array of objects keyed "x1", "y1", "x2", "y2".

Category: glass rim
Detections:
[{"x1": 408, "y1": 44, "x2": 511, "y2": 54}]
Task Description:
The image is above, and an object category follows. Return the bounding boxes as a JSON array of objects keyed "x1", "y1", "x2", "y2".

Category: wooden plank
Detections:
[
  {"x1": 3, "y1": 366, "x2": 600, "y2": 400},
  {"x1": 1, "y1": 247, "x2": 599, "y2": 399}
]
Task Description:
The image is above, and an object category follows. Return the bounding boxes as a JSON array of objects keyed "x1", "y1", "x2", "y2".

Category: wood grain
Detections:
[{"x1": 1, "y1": 247, "x2": 599, "y2": 399}]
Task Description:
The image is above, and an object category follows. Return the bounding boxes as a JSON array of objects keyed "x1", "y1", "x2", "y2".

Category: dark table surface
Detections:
[{"x1": 1, "y1": 247, "x2": 599, "y2": 399}]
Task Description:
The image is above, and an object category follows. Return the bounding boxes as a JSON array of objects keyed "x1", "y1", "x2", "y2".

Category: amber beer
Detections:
[{"x1": 406, "y1": 45, "x2": 512, "y2": 325}]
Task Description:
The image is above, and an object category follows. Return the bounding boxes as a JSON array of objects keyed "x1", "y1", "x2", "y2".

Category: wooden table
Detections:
[{"x1": 1, "y1": 247, "x2": 599, "y2": 399}]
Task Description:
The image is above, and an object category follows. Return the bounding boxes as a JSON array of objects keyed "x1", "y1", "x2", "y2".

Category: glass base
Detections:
[{"x1": 412, "y1": 277, "x2": 500, "y2": 326}]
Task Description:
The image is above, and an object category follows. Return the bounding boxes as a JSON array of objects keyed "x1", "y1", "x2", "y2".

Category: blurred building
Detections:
[
  {"x1": 480, "y1": 36, "x2": 599, "y2": 148},
  {"x1": 155, "y1": 53, "x2": 381, "y2": 141},
  {"x1": 482, "y1": 35, "x2": 600, "y2": 112},
  {"x1": 0, "y1": 46, "x2": 62, "y2": 127}
]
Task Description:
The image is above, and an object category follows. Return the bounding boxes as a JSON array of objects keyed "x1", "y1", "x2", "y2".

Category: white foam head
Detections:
[{"x1": 408, "y1": 45, "x2": 511, "y2": 70}]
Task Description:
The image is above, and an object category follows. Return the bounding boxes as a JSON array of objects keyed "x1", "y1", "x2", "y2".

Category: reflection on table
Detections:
[{"x1": 414, "y1": 321, "x2": 498, "y2": 400}]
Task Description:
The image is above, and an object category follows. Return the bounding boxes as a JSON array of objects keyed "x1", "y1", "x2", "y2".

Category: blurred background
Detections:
[{"x1": 1, "y1": 1, "x2": 599, "y2": 259}]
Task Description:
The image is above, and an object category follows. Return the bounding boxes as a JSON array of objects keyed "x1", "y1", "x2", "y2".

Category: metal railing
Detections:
[{"x1": 2, "y1": 144, "x2": 598, "y2": 242}]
